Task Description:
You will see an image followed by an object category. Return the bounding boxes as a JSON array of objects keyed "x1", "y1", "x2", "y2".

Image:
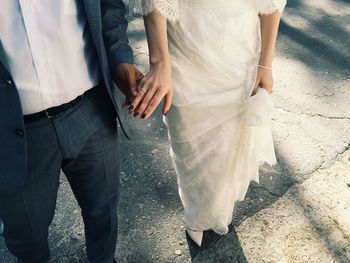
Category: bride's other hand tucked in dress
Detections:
[{"x1": 253, "y1": 67, "x2": 274, "y2": 95}]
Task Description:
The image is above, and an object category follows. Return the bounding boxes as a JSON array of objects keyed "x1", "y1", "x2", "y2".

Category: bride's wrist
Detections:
[
  {"x1": 150, "y1": 51, "x2": 170, "y2": 64},
  {"x1": 259, "y1": 51, "x2": 274, "y2": 67},
  {"x1": 150, "y1": 57, "x2": 171, "y2": 70}
]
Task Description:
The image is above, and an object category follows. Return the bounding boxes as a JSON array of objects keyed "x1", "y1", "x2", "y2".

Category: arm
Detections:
[
  {"x1": 252, "y1": 10, "x2": 283, "y2": 95},
  {"x1": 101, "y1": 0, "x2": 133, "y2": 70},
  {"x1": 259, "y1": 11, "x2": 282, "y2": 69},
  {"x1": 129, "y1": 11, "x2": 173, "y2": 118},
  {"x1": 101, "y1": 0, "x2": 142, "y2": 104}
]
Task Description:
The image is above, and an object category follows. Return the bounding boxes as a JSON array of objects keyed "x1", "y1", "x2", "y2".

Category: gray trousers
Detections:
[{"x1": 0, "y1": 86, "x2": 120, "y2": 263}]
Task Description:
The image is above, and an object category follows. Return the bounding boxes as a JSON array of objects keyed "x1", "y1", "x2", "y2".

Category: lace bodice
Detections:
[
  {"x1": 128, "y1": 0, "x2": 287, "y2": 22},
  {"x1": 128, "y1": 0, "x2": 180, "y2": 22},
  {"x1": 258, "y1": 0, "x2": 287, "y2": 15}
]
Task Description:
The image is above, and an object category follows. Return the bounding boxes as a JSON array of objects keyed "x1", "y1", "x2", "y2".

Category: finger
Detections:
[
  {"x1": 122, "y1": 95, "x2": 135, "y2": 109},
  {"x1": 116, "y1": 81, "x2": 131, "y2": 109},
  {"x1": 123, "y1": 93, "x2": 135, "y2": 109},
  {"x1": 252, "y1": 76, "x2": 260, "y2": 96},
  {"x1": 128, "y1": 78, "x2": 148, "y2": 114},
  {"x1": 135, "y1": 68, "x2": 144, "y2": 83},
  {"x1": 122, "y1": 91, "x2": 134, "y2": 109},
  {"x1": 131, "y1": 77, "x2": 153, "y2": 114},
  {"x1": 162, "y1": 90, "x2": 173, "y2": 115},
  {"x1": 129, "y1": 91, "x2": 146, "y2": 116},
  {"x1": 134, "y1": 84, "x2": 158, "y2": 118},
  {"x1": 127, "y1": 67, "x2": 138, "y2": 97},
  {"x1": 142, "y1": 91, "x2": 165, "y2": 119}
]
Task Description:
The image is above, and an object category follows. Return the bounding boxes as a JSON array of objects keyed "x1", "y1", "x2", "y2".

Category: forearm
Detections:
[
  {"x1": 101, "y1": 0, "x2": 134, "y2": 71},
  {"x1": 259, "y1": 11, "x2": 282, "y2": 67},
  {"x1": 143, "y1": 11, "x2": 170, "y2": 66}
]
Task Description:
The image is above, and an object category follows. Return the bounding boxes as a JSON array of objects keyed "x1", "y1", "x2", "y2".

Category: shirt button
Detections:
[{"x1": 15, "y1": 128, "x2": 24, "y2": 137}]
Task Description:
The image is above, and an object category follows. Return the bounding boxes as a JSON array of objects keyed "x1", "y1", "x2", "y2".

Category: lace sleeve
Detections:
[
  {"x1": 259, "y1": 0, "x2": 287, "y2": 15},
  {"x1": 128, "y1": 0, "x2": 179, "y2": 23}
]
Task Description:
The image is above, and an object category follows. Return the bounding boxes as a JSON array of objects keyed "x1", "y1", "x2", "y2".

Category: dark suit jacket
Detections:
[{"x1": 0, "y1": 0, "x2": 133, "y2": 194}]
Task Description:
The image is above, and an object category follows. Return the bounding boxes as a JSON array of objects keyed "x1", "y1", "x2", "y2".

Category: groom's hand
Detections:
[{"x1": 112, "y1": 63, "x2": 144, "y2": 107}]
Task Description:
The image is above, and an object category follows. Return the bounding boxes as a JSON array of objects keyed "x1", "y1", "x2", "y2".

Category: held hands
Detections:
[
  {"x1": 112, "y1": 63, "x2": 144, "y2": 108},
  {"x1": 252, "y1": 66, "x2": 274, "y2": 96},
  {"x1": 128, "y1": 61, "x2": 173, "y2": 119},
  {"x1": 112, "y1": 62, "x2": 173, "y2": 119}
]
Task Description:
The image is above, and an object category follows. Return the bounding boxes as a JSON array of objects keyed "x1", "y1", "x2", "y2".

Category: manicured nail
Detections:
[
  {"x1": 134, "y1": 112, "x2": 139, "y2": 117},
  {"x1": 141, "y1": 113, "x2": 146, "y2": 119},
  {"x1": 129, "y1": 105, "x2": 134, "y2": 111}
]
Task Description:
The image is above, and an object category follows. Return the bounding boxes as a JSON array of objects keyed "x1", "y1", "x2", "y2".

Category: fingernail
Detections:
[
  {"x1": 134, "y1": 112, "x2": 139, "y2": 117},
  {"x1": 129, "y1": 105, "x2": 134, "y2": 111},
  {"x1": 141, "y1": 113, "x2": 146, "y2": 119}
]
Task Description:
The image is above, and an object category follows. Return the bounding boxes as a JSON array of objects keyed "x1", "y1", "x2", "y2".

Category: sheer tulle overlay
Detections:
[{"x1": 130, "y1": 0, "x2": 287, "y2": 235}]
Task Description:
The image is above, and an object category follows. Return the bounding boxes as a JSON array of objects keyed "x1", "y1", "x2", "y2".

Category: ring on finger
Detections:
[{"x1": 140, "y1": 88, "x2": 147, "y2": 94}]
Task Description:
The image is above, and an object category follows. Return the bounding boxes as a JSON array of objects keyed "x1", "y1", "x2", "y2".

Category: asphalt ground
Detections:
[{"x1": 1, "y1": 1, "x2": 350, "y2": 262}]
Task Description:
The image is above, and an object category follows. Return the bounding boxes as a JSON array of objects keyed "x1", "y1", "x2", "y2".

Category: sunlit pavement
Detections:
[{"x1": 1, "y1": 1, "x2": 350, "y2": 262}]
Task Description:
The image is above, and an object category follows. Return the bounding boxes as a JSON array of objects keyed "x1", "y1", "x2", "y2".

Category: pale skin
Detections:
[
  {"x1": 128, "y1": 9, "x2": 283, "y2": 119},
  {"x1": 253, "y1": 10, "x2": 283, "y2": 95}
]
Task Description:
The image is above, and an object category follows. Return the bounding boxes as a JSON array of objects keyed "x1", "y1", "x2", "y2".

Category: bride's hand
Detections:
[
  {"x1": 252, "y1": 67, "x2": 274, "y2": 96},
  {"x1": 128, "y1": 61, "x2": 173, "y2": 119}
]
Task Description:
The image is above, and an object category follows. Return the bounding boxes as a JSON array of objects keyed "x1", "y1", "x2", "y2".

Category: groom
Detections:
[{"x1": 0, "y1": 1, "x2": 143, "y2": 262}]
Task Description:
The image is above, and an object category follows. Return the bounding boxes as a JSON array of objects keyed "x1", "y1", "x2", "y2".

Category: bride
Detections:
[{"x1": 127, "y1": 0, "x2": 287, "y2": 247}]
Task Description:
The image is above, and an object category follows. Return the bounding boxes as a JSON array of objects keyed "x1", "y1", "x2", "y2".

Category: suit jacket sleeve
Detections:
[{"x1": 101, "y1": 0, "x2": 134, "y2": 71}]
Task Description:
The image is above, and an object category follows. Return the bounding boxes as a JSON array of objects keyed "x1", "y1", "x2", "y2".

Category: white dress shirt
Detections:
[{"x1": 0, "y1": 0, "x2": 100, "y2": 114}]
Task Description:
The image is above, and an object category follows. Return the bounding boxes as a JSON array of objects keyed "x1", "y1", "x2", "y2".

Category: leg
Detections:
[
  {"x1": 62, "y1": 124, "x2": 119, "y2": 263},
  {"x1": 0, "y1": 119, "x2": 62, "y2": 263}
]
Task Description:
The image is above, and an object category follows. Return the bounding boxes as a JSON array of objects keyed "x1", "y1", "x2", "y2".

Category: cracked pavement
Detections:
[{"x1": 1, "y1": 0, "x2": 350, "y2": 262}]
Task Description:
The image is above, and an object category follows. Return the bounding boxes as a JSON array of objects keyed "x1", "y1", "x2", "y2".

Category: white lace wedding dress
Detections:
[{"x1": 130, "y1": 0, "x2": 287, "y2": 235}]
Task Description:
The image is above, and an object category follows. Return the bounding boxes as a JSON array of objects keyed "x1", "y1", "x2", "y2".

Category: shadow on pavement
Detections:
[
  {"x1": 1, "y1": 2, "x2": 349, "y2": 263},
  {"x1": 279, "y1": 3, "x2": 350, "y2": 78},
  {"x1": 189, "y1": 227, "x2": 248, "y2": 263}
]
